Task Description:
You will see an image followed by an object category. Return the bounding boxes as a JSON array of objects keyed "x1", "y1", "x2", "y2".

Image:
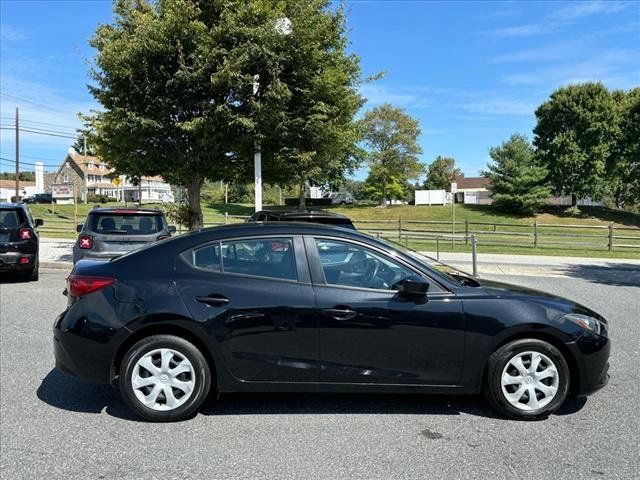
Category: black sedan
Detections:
[{"x1": 53, "y1": 223, "x2": 610, "y2": 422}]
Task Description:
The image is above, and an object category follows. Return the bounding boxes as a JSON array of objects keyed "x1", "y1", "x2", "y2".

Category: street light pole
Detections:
[
  {"x1": 254, "y1": 141, "x2": 262, "y2": 212},
  {"x1": 253, "y1": 17, "x2": 291, "y2": 213}
]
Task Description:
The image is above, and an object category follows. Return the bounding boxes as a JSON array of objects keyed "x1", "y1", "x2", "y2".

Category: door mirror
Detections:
[
  {"x1": 35, "y1": 218, "x2": 44, "y2": 227},
  {"x1": 76, "y1": 224, "x2": 83, "y2": 233},
  {"x1": 168, "y1": 225, "x2": 177, "y2": 234},
  {"x1": 396, "y1": 277, "x2": 429, "y2": 297}
]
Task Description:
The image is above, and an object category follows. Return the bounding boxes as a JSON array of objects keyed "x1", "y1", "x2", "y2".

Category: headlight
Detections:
[{"x1": 562, "y1": 313, "x2": 606, "y2": 336}]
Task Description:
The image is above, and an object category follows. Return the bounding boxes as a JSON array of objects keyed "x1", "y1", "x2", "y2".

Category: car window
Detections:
[
  {"x1": 314, "y1": 239, "x2": 415, "y2": 291},
  {"x1": 221, "y1": 237, "x2": 297, "y2": 281},
  {"x1": 88, "y1": 213, "x2": 164, "y2": 235},
  {"x1": 0, "y1": 209, "x2": 23, "y2": 228},
  {"x1": 190, "y1": 243, "x2": 221, "y2": 271}
]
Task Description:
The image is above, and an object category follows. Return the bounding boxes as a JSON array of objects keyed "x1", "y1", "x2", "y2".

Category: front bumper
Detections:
[{"x1": 569, "y1": 332, "x2": 611, "y2": 396}]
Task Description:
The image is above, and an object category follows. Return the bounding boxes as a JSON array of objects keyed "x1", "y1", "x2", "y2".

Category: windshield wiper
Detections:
[{"x1": 102, "y1": 229, "x2": 128, "y2": 234}]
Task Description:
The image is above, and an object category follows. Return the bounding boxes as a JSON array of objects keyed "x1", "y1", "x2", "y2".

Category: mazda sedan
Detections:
[{"x1": 53, "y1": 223, "x2": 610, "y2": 422}]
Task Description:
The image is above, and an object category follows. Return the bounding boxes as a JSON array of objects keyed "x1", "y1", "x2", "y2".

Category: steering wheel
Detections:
[{"x1": 361, "y1": 258, "x2": 380, "y2": 288}]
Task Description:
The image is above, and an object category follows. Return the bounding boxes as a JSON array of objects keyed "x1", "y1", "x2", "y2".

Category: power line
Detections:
[
  {"x1": 0, "y1": 151, "x2": 64, "y2": 162},
  {"x1": 0, "y1": 126, "x2": 77, "y2": 139},
  {"x1": 0, "y1": 157, "x2": 60, "y2": 167},
  {"x1": 0, "y1": 92, "x2": 81, "y2": 122}
]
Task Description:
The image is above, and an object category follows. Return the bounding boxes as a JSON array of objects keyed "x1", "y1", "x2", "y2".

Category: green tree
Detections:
[
  {"x1": 533, "y1": 83, "x2": 617, "y2": 208},
  {"x1": 86, "y1": 0, "x2": 363, "y2": 227},
  {"x1": 72, "y1": 131, "x2": 96, "y2": 156},
  {"x1": 483, "y1": 134, "x2": 551, "y2": 215},
  {"x1": 423, "y1": 156, "x2": 462, "y2": 190},
  {"x1": 361, "y1": 104, "x2": 423, "y2": 205},
  {"x1": 608, "y1": 88, "x2": 640, "y2": 208}
]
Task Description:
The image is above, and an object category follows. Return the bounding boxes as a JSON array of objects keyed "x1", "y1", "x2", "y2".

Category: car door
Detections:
[
  {"x1": 306, "y1": 236, "x2": 465, "y2": 385},
  {"x1": 174, "y1": 235, "x2": 319, "y2": 383}
]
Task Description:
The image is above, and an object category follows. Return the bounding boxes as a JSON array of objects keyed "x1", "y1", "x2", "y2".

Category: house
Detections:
[
  {"x1": 0, "y1": 179, "x2": 37, "y2": 202},
  {"x1": 451, "y1": 176, "x2": 492, "y2": 205},
  {"x1": 48, "y1": 149, "x2": 174, "y2": 203}
]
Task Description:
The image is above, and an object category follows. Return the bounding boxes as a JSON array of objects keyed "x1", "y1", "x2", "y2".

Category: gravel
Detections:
[{"x1": 1, "y1": 270, "x2": 638, "y2": 479}]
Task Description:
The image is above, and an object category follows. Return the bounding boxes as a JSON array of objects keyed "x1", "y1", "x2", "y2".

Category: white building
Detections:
[{"x1": 0, "y1": 179, "x2": 37, "y2": 202}]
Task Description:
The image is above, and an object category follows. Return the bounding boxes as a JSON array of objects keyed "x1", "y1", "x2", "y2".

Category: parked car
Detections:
[
  {"x1": 323, "y1": 191, "x2": 354, "y2": 205},
  {"x1": 247, "y1": 209, "x2": 355, "y2": 229},
  {"x1": 54, "y1": 222, "x2": 610, "y2": 422},
  {"x1": 25, "y1": 193, "x2": 55, "y2": 204},
  {"x1": 0, "y1": 203, "x2": 43, "y2": 280},
  {"x1": 72, "y1": 207, "x2": 176, "y2": 264}
]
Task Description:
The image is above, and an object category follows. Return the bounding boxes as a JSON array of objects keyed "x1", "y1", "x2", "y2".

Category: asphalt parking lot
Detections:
[{"x1": 1, "y1": 269, "x2": 638, "y2": 480}]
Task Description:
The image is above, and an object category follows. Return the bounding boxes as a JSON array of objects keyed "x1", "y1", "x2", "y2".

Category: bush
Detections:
[{"x1": 87, "y1": 194, "x2": 117, "y2": 203}]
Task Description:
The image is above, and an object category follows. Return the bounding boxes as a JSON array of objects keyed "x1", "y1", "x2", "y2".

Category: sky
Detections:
[{"x1": 1, "y1": 0, "x2": 639, "y2": 179}]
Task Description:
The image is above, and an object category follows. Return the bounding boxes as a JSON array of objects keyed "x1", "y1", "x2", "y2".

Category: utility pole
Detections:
[{"x1": 15, "y1": 107, "x2": 19, "y2": 202}]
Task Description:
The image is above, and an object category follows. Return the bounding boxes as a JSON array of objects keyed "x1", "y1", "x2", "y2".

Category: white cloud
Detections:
[
  {"x1": 459, "y1": 98, "x2": 537, "y2": 116},
  {"x1": 501, "y1": 49, "x2": 639, "y2": 88},
  {"x1": 486, "y1": 23, "x2": 556, "y2": 37},
  {"x1": 359, "y1": 84, "x2": 430, "y2": 109},
  {"x1": 552, "y1": 0, "x2": 628, "y2": 20}
]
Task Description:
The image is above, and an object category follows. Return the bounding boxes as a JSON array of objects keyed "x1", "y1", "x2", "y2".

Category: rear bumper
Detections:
[{"x1": 0, "y1": 252, "x2": 36, "y2": 271}]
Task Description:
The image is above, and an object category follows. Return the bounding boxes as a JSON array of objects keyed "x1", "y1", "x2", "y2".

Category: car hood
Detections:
[{"x1": 470, "y1": 277, "x2": 606, "y2": 322}]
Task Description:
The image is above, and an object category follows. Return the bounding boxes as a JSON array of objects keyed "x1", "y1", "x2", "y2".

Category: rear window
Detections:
[
  {"x1": 87, "y1": 213, "x2": 164, "y2": 235},
  {"x1": 0, "y1": 209, "x2": 25, "y2": 228},
  {"x1": 284, "y1": 217, "x2": 354, "y2": 229}
]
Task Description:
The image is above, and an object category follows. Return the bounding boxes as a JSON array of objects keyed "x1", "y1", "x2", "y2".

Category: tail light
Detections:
[
  {"x1": 157, "y1": 235, "x2": 169, "y2": 241},
  {"x1": 19, "y1": 228, "x2": 32, "y2": 240},
  {"x1": 66, "y1": 275, "x2": 115, "y2": 297},
  {"x1": 78, "y1": 235, "x2": 93, "y2": 249}
]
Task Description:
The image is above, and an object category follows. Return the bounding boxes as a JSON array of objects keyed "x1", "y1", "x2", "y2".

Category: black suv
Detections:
[
  {"x1": 0, "y1": 203, "x2": 43, "y2": 281},
  {"x1": 247, "y1": 210, "x2": 355, "y2": 229},
  {"x1": 73, "y1": 207, "x2": 176, "y2": 264}
]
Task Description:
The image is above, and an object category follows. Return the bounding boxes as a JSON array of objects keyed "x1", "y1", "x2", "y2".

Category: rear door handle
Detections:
[
  {"x1": 322, "y1": 307, "x2": 357, "y2": 321},
  {"x1": 195, "y1": 294, "x2": 229, "y2": 307}
]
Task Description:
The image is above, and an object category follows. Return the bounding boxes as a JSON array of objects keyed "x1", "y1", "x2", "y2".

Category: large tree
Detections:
[
  {"x1": 533, "y1": 83, "x2": 617, "y2": 207},
  {"x1": 87, "y1": 0, "x2": 362, "y2": 227},
  {"x1": 423, "y1": 156, "x2": 462, "y2": 190},
  {"x1": 608, "y1": 88, "x2": 640, "y2": 208},
  {"x1": 361, "y1": 104, "x2": 423, "y2": 205},
  {"x1": 483, "y1": 134, "x2": 551, "y2": 215}
]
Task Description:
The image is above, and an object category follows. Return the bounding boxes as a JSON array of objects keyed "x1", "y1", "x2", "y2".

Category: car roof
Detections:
[
  {"x1": 190, "y1": 221, "x2": 363, "y2": 240},
  {"x1": 0, "y1": 202, "x2": 26, "y2": 210},
  {"x1": 256, "y1": 209, "x2": 350, "y2": 220},
  {"x1": 88, "y1": 207, "x2": 162, "y2": 214}
]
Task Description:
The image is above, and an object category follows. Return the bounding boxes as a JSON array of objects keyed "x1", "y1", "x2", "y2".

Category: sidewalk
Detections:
[
  {"x1": 417, "y1": 251, "x2": 640, "y2": 285},
  {"x1": 37, "y1": 237, "x2": 640, "y2": 284}
]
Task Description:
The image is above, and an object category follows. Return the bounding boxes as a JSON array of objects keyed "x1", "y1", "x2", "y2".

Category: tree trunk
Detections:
[
  {"x1": 298, "y1": 180, "x2": 306, "y2": 210},
  {"x1": 380, "y1": 181, "x2": 387, "y2": 207},
  {"x1": 187, "y1": 177, "x2": 204, "y2": 230},
  {"x1": 571, "y1": 193, "x2": 577, "y2": 208}
]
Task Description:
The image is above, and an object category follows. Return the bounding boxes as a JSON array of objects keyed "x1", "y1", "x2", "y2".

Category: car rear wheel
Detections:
[
  {"x1": 484, "y1": 338, "x2": 569, "y2": 420},
  {"x1": 119, "y1": 335, "x2": 211, "y2": 422}
]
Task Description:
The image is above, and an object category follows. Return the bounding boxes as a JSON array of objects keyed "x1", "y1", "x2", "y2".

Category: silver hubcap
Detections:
[
  {"x1": 501, "y1": 351, "x2": 559, "y2": 411},
  {"x1": 131, "y1": 348, "x2": 196, "y2": 411}
]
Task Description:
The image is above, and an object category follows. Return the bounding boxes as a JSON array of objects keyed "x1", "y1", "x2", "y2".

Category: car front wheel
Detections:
[
  {"x1": 119, "y1": 335, "x2": 211, "y2": 422},
  {"x1": 484, "y1": 338, "x2": 570, "y2": 420}
]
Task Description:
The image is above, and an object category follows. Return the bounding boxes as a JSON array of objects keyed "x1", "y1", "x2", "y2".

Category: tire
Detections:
[
  {"x1": 119, "y1": 335, "x2": 211, "y2": 422},
  {"x1": 30, "y1": 257, "x2": 39, "y2": 281},
  {"x1": 484, "y1": 338, "x2": 570, "y2": 420}
]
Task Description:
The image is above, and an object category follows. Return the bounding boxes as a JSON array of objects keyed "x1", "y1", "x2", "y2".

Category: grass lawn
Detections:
[{"x1": 28, "y1": 201, "x2": 640, "y2": 259}]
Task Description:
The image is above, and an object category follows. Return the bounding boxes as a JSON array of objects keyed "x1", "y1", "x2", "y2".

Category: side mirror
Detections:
[
  {"x1": 396, "y1": 277, "x2": 429, "y2": 297},
  {"x1": 76, "y1": 224, "x2": 83, "y2": 233},
  {"x1": 35, "y1": 218, "x2": 44, "y2": 227},
  {"x1": 168, "y1": 225, "x2": 177, "y2": 234}
]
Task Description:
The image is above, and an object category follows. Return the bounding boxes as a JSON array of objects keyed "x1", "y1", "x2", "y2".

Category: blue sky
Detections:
[{"x1": 1, "y1": 1, "x2": 639, "y2": 179}]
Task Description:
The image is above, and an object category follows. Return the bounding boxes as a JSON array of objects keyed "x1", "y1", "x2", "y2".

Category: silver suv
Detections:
[
  {"x1": 73, "y1": 207, "x2": 175, "y2": 264},
  {"x1": 323, "y1": 191, "x2": 354, "y2": 205}
]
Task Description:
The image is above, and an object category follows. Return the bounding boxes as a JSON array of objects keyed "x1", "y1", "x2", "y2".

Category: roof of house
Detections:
[
  {"x1": 0, "y1": 179, "x2": 36, "y2": 189},
  {"x1": 58, "y1": 149, "x2": 168, "y2": 184},
  {"x1": 454, "y1": 176, "x2": 491, "y2": 190}
]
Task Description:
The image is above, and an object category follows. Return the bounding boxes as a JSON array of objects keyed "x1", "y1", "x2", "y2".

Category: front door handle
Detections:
[
  {"x1": 322, "y1": 307, "x2": 357, "y2": 321},
  {"x1": 195, "y1": 294, "x2": 229, "y2": 307}
]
